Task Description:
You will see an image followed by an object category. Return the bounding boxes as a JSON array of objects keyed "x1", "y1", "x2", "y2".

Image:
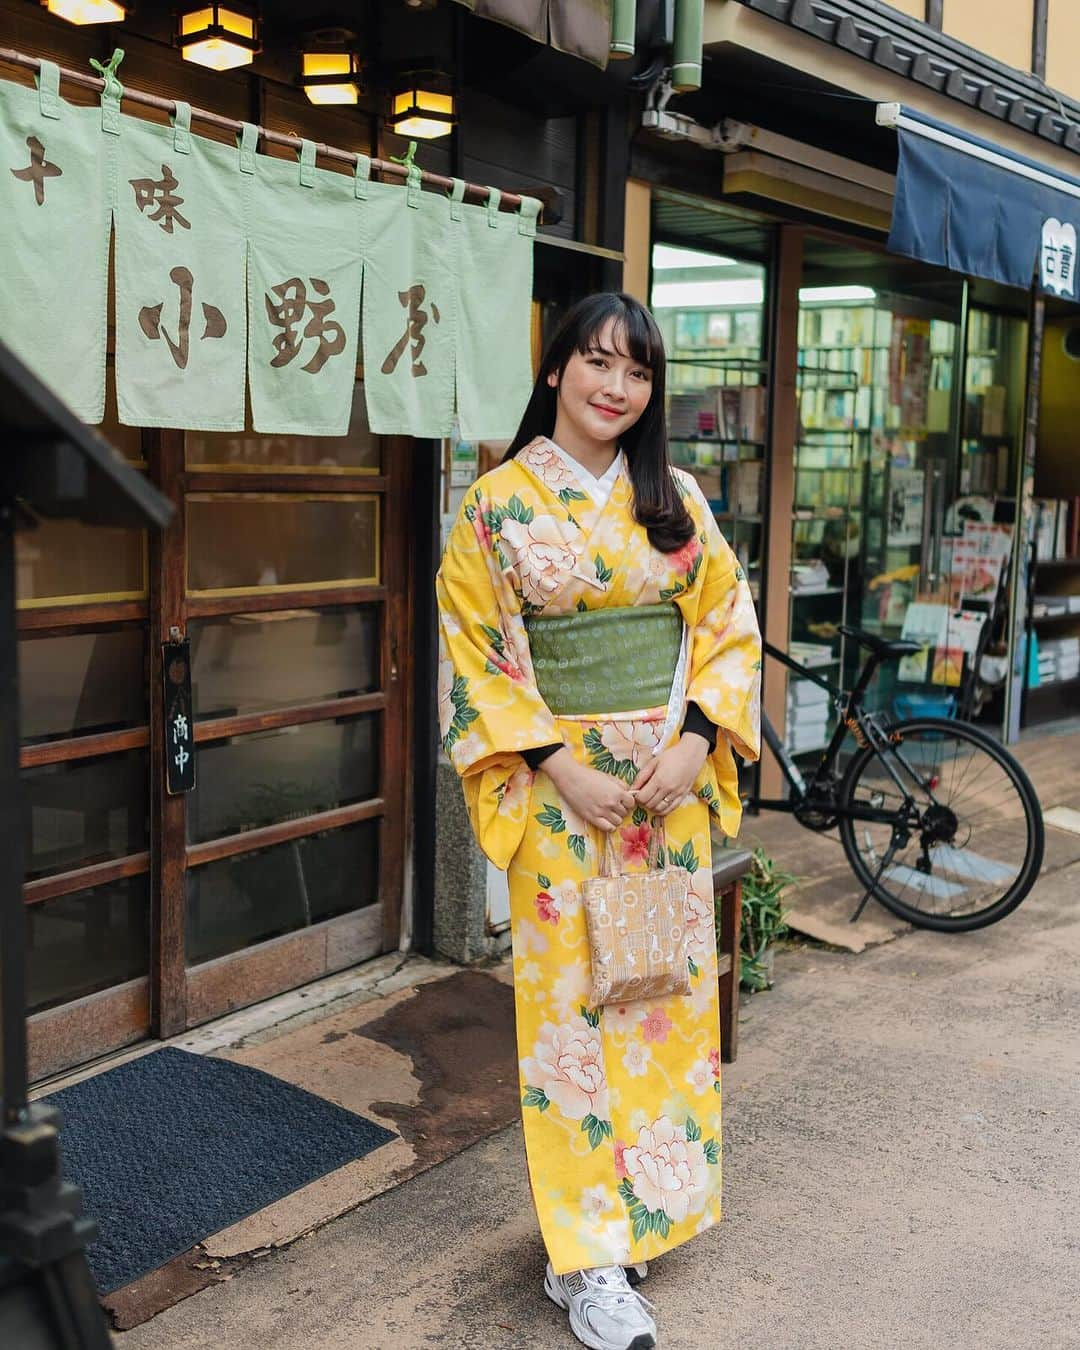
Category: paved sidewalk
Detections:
[{"x1": 119, "y1": 842, "x2": 1080, "y2": 1350}]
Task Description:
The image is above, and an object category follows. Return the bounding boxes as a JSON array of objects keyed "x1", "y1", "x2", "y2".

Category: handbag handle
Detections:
[
  {"x1": 597, "y1": 816, "x2": 666, "y2": 878},
  {"x1": 648, "y1": 817, "x2": 668, "y2": 871}
]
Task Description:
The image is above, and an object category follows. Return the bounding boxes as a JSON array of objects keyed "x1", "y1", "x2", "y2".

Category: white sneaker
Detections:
[{"x1": 544, "y1": 1262, "x2": 658, "y2": 1350}]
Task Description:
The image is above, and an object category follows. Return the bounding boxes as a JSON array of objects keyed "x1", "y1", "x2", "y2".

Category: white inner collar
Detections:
[{"x1": 547, "y1": 439, "x2": 624, "y2": 507}]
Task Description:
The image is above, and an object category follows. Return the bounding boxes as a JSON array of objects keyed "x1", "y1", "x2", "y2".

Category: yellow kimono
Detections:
[{"x1": 437, "y1": 436, "x2": 761, "y2": 1274}]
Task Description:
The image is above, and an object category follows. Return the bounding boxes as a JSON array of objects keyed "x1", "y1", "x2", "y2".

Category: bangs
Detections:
[{"x1": 574, "y1": 298, "x2": 664, "y2": 372}]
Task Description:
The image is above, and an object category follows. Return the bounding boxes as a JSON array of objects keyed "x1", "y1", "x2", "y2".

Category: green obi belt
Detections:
[{"x1": 523, "y1": 603, "x2": 683, "y2": 716}]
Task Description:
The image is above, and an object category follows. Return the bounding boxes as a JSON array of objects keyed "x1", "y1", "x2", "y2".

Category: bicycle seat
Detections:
[{"x1": 838, "y1": 624, "x2": 922, "y2": 659}]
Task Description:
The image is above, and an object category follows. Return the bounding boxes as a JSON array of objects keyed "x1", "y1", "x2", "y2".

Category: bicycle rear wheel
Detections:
[{"x1": 838, "y1": 718, "x2": 1044, "y2": 932}]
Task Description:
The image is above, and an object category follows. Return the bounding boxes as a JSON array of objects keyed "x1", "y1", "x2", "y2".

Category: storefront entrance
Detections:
[
  {"x1": 649, "y1": 193, "x2": 1044, "y2": 780},
  {"x1": 19, "y1": 373, "x2": 415, "y2": 1082}
]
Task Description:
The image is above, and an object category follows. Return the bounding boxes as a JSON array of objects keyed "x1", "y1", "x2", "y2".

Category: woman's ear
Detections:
[{"x1": 546, "y1": 369, "x2": 558, "y2": 389}]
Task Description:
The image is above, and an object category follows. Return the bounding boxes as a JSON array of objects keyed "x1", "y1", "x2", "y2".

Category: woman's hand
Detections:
[
  {"x1": 632, "y1": 733, "x2": 710, "y2": 816},
  {"x1": 542, "y1": 748, "x2": 637, "y2": 832}
]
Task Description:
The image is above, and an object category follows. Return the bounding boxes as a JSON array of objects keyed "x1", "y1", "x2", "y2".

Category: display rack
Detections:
[{"x1": 665, "y1": 355, "x2": 769, "y2": 603}]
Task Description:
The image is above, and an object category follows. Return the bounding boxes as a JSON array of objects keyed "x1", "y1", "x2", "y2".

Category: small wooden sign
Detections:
[{"x1": 162, "y1": 639, "x2": 196, "y2": 795}]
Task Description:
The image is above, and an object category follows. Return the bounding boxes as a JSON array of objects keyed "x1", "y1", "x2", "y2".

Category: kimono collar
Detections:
[{"x1": 545, "y1": 438, "x2": 624, "y2": 509}]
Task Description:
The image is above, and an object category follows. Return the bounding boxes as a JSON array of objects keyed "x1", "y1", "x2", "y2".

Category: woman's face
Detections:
[{"x1": 547, "y1": 317, "x2": 654, "y2": 448}]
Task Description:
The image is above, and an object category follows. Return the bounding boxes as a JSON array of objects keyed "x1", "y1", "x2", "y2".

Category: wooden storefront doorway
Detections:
[{"x1": 19, "y1": 372, "x2": 414, "y2": 1082}]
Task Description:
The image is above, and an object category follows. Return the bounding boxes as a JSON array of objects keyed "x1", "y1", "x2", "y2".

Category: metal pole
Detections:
[
  {"x1": 0, "y1": 500, "x2": 28, "y2": 1124},
  {"x1": 1004, "y1": 289, "x2": 1045, "y2": 743},
  {"x1": 0, "y1": 45, "x2": 530, "y2": 214}
]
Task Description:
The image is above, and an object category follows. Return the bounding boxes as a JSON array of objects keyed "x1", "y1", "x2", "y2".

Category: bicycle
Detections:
[{"x1": 744, "y1": 625, "x2": 1045, "y2": 932}]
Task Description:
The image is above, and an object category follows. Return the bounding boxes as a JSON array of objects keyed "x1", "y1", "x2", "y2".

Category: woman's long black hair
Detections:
[{"x1": 503, "y1": 292, "x2": 694, "y2": 553}]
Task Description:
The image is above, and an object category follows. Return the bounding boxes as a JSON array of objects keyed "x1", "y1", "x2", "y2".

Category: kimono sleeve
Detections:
[
  {"x1": 436, "y1": 489, "x2": 561, "y2": 868},
  {"x1": 680, "y1": 490, "x2": 762, "y2": 764}
]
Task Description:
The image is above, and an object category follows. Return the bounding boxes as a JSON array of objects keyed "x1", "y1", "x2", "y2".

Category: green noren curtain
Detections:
[
  {"x1": 114, "y1": 105, "x2": 247, "y2": 431},
  {"x1": 456, "y1": 186, "x2": 539, "y2": 439},
  {"x1": 361, "y1": 166, "x2": 458, "y2": 439},
  {"x1": 0, "y1": 69, "x2": 537, "y2": 440},
  {"x1": 0, "y1": 64, "x2": 110, "y2": 423},
  {"x1": 246, "y1": 140, "x2": 363, "y2": 436}
]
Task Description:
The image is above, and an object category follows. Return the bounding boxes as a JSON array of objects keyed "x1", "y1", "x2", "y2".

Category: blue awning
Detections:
[{"x1": 878, "y1": 103, "x2": 1079, "y2": 301}]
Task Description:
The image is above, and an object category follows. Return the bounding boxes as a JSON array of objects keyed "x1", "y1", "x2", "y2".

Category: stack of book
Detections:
[
  {"x1": 1032, "y1": 594, "x2": 1080, "y2": 618},
  {"x1": 963, "y1": 443, "x2": 1011, "y2": 494},
  {"x1": 712, "y1": 385, "x2": 766, "y2": 442},
  {"x1": 1037, "y1": 635, "x2": 1080, "y2": 686},
  {"x1": 668, "y1": 393, "x2": 702, "y2": 441},
  {"x1": 784, "y1": 678, "x2": 832, "y2": 755},
  {"x1": 1035, "y1": 498, "x2": 1080, "y2": 561},
  {"x1": 790, "y1": 560, "x2": 832, "y2": 592},
  {"x1": 788, "y1": 640, "x2": 835, "y2": 668}
]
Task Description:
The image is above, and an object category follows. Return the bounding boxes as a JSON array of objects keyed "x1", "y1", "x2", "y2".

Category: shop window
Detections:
[
  {"x1": 186, "y1": 493, "x2": 379, "y2": 594},
  {"x1": 650, "y1": 240, "x2": 768, "y2": 594},
  {"x1": 189, "y1": 606, "x2": 379, "y2": 720},
  {"x1": 791, "y1": 291, "x2": 965, "y2": 746},
  {"x1": 26, "y1": 874, "x2": 150, "y2": 1015},
  {"x1": 18, "y1": 627, "x2": 146, "y2": 744},
  {"x1": 185, "y1": 383, "x2": 379, "y2": 474},
  {"x1": 16, "y1": 517, "x2": 147, "y2": 607},
  {"x1": 185, "y1": 817, "x2": 379, "y2": 965},
  {"x1": 187, "y1": 715, "x2": 380, "y2": 844},
  {"x1": 22, "y1": 749, "x2": 148, "y2": 881}
]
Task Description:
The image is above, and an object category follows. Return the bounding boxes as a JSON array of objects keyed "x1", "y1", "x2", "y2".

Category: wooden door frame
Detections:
[
  {"x1": 176, "y1": 431, "x2": 415, "y2": 1030},
  {"x1": 28, "y1": 418, "x2": 417, "y2": 1078}
]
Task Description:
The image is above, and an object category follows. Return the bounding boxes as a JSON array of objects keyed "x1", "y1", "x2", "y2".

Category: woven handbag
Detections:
[{"x1": 582, "y1": 820, "x2": 692, "y2": 1007}]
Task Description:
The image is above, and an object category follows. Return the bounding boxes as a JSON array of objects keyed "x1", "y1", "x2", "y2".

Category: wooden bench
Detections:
[{"x1": 712, "y1": 847, "x2": 753, "y2": 1063}]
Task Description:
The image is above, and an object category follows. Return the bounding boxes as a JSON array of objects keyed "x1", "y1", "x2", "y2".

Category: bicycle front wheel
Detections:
[{"x1": 838, "y1": 718, "x2": 1044, "y2": 932}]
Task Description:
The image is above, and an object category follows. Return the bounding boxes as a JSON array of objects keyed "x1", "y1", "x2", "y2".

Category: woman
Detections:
[{"x1": 437, "y1": 293, "x2": 761, "y2": 1350}]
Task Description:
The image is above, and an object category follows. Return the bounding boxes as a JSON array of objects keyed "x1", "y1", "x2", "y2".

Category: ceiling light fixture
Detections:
[
  {"x1": 389, "y1": 78, "x2": 455, "y2": 141},
  {"x1": 178, "y1": 4, "x2": 260, "y2": 72},
  {"x1": 300, "y1": 32, "x2": 361, "y2": 106},
  {"x1": 42, "y1": 0, "x2": 127, "y2": 24}
]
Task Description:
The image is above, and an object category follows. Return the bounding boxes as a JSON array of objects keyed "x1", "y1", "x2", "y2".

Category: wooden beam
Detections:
[
  {"x1": 622, "y1": 179, "x2": 652, "y2": 303},
  {"x1": 185, "y1": 798, "x2": 385, "y2": 869},
  {"x1": 24, "y1": 853, "x2": 150, "y2": 907},
  {"x1": 379, "y1": 436, "x2": 414, "y2": 953},
  {"x1": 21, "y1": 727, "x2": 149, "y2": 769},
  {"x1": 149, "y1": 430, "x2": 188, "y2": 1038},
  {"x1": 759, "y1": 225, "x2": 803, "y2": 799},
  {"x1": 185, "y1": 583, "x2": 385, "y2": 618},
  {"x1": 192, "y1": 692, "x2": 386, "y2": 745}
]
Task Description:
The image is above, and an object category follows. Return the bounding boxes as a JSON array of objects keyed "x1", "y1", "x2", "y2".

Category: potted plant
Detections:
[{"x1": 737, "y1": 846, "x2": 795, "y2": 992}]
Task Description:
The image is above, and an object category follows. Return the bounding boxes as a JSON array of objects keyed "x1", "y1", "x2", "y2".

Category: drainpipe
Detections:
[
  {"x1": 610, "y1": 0, "x2": 637, "y2": 59},
  {"x1": 672, "y1": 0, "x2": 704, "y2": 90}
]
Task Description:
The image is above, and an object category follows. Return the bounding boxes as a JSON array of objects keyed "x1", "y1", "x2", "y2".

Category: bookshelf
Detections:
[
  {"x1": 1023, "y1": 507, "x2": 1080, "y2": 726},
  {"x1": 665, "y1": 353, "x2": 768, "y2": 603}
]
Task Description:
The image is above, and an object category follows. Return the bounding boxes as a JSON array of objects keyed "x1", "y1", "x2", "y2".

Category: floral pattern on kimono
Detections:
[{"x1": 436, "y1": 436, "x2": 761, "y2": 1274}]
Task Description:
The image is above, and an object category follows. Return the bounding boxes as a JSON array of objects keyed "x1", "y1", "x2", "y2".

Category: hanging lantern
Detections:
[
  {"x1": 178, "y1": 4, "x2": 260, "y2": 71},
  {"x1": 389, "y1": 78, "x2": 455, "y2": 141},
  {"x1": 300, "y1": 35, "x2": 361, "y2": 106},
  {"x1": 41, "y1": 0, "x2": 127, "y2": 23}
]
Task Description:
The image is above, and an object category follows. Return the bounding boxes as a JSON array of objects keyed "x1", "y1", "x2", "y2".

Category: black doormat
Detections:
[{"x1": 45, "y1": 1046, "x2": 395, "y2": 1294}]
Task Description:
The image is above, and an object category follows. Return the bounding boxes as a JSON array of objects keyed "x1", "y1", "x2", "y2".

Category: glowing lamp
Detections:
[
  {"x1": 301, "y1": 48, "x2": 361, "y2": 106},
  {"x1": 179, "y1": 4, "x2": 260, "y2": 71},
  {"x1": 389, "y1": 84, "x2": 455, "y2": 140},
  {"x1": 42, "y1": 0, "x2": 126, "y2": 23}
]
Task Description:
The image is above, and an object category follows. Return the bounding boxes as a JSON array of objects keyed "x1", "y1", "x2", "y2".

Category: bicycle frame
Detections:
[{"x1": 747, "y1": 641, "x2": 923, "y2": 826}]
